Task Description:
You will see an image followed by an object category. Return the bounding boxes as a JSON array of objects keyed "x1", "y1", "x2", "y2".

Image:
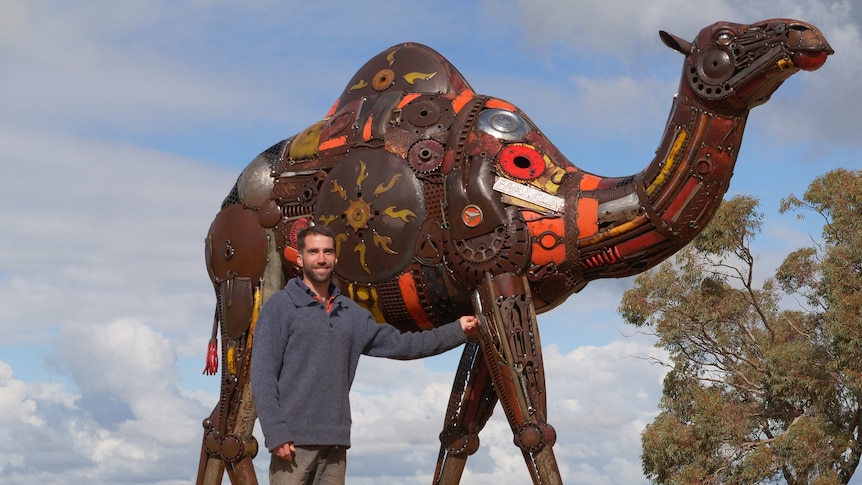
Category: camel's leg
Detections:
[
  {"x1": 472, "y1": 272, "x2": 561, "y2": 485},
  {"x1": 198, "y1": 221, "x2": 286, "y2": 485},
  {"x1": 222, "y1": 358, "x2": 259, "y2": 484},
  {"x1": 198, "y1": 402, "x2": 257, "y2": 484},
  {"x1": 433, "y1": 341, "x2": 499, "y2": 484},
  {"x1": 196, "y1": 280, "x2": 261, "y2": 485},
  {"x1": 197, "y1": 336, "x2": 260, "y2": 484},
  {"x1": 197, "y1": 328, "x2": 260, "y2": 485},
  {"x1": 197, "y1": 409, "x2": 225, "y2": 484}
]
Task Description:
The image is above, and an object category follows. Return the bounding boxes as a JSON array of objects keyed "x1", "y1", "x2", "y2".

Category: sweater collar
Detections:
[{"x1": 288, "y1": 277, "x2": 340, "y2": 309}]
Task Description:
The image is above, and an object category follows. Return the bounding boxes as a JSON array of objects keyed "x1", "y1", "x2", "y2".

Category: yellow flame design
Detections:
[
  {"x1": 374, "y1": 174, "x2": 401, "y2": 196},
  {"x1": 386, "y1": 48, "x2": 399, "y2": 66},
  {"x1": 330, "y1": 180, "x2": 346, "y2": 199},
  {"x1": 354, "y1": 241, "x2": 370, "y2": 273},
  {"x1": 403, "y1": 71, "x2": 437, "y2": 84},
  {"x1": 383, "y1": 206, "x2": 417, "y2": 222},
  {"x1": 373, "y1": 230, "x2": 397, "y2": 255},
  {"x1": 318, "y1": 214, "x2": 337, "y2": 226},
  {"x1": 356, "y1": 160, "x2": 369, "y2": 187}
]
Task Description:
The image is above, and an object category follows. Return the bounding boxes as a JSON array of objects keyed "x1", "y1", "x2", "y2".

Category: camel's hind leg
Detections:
[
  {"x1": 196, "y1": 203, "x2": 285, "y2": 485},
  {"x1": 197, "y1": 428, "x2": 225, "y2": 484},
  {"x1": 196, "y1": 280, "x2": 260, "y2": 485},
  {"x1": 433, "y1": 341, "x2": 499, "y2": 484},
  {"x1": 197, "y1": 377, "x2": 258, "y2": 485},
  {"x1": 472, "y1": 272, "x2": 561, "y2": 485}
]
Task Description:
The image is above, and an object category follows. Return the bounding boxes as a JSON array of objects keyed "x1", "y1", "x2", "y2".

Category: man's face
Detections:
[{"x1": 298, "y1": 234, "x2": 337, "y2": 284}]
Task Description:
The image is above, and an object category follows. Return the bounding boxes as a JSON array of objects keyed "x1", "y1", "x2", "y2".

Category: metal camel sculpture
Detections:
[{"x1": 196, "y1": 18, "x2": 832, "y2": 485}]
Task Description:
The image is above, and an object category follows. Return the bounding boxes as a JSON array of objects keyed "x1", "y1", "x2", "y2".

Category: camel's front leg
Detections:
[
  {"x1": 473, "y1": 272, "x2": 561, "y2": 485},
  {"x1": 433, "y1": 341, "x2": 499, "y2": 484}
]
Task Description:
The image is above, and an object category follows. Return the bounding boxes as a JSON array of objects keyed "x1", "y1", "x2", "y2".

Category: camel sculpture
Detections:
[{"x1": 196, "y1": 18, "x2": 832, "y2": 484}]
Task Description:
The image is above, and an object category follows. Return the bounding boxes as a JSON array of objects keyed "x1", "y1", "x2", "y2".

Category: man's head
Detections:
[
  {"x1": 296, "y1": 225, "x2": 337, "y2": 285},
  {"x1": 296, "y1": 225, "x2": 337, "y2": 251}
]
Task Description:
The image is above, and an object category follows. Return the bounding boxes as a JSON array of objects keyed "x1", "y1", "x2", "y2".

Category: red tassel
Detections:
[{"x1": 203, "y1": 338, "x2": 219, "y2": 375}]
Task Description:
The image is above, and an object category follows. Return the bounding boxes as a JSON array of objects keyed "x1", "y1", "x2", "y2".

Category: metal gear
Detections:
[
  {"x1": 408, "y1": 139, "x2": 445, "y2": 173},
  {"x1": 372, "y1": 68, "x2": 395, "y2": 91},
  {"x1": 444, "y1": 208, "x2": 531, "y2": 287}
]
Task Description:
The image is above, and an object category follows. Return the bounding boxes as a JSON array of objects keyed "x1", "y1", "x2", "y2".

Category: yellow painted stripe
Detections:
[{"x1": 646, "y1": 130, "x2": 687, "y2": 197}]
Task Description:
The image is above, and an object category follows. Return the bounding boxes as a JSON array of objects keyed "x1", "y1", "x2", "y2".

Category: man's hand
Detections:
[
  {"x1": 273, "y1": 442, "x2": 296, "y2": 462},
  {"x1": 459, "y1": 315, "x2": 480, "y2": 338}
]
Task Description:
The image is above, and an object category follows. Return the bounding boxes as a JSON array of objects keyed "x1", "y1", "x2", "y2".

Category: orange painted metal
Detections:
[{"x1": 398, "y1": 272, "x2": 435, "y2": 330}]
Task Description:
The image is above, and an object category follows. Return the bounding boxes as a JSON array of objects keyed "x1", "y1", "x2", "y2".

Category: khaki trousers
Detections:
[{"x1": 269, "y1": 445, "x2": 347, "y2": 485}]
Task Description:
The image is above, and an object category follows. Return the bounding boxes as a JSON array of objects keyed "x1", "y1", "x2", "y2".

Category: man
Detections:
[{"x1": 251, "y1": 224, "x2": 478, "y2": 485}]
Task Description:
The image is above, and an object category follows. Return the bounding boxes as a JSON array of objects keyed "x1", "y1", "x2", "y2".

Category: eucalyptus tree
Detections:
[{"x1": 620, "y1": 169, "x2": 862, "y2": 485}]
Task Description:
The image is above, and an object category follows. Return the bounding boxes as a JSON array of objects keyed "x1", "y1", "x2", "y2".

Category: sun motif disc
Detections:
[{"x1": 315, "y1": 151, "x2": 426, "y2": 283}]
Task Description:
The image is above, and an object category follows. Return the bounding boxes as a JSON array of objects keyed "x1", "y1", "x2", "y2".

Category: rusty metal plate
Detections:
[
  {"x1": 257, "y1": 200, "x2": 281, "y2": 228},
  {"x1": 207, "y1": 204, "x2": 269, "y2": 284},
  {"x1": 404, "y1": 98, "x2": 442, "y2": 127},
  {"x1": 314, "y1": 150, "x2": 426, "y2": 283},
  {"x1": 444, "y1": 207, "x2": 531, "y2": 288},
  {"x1": 402, "y1": 95, "x2": 456, "y2": 134}
]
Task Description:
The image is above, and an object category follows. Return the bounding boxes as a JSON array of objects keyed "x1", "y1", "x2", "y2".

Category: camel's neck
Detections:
[
  {"x1": 572, "y1": 91, "x2": 751, "y2": 283},
  {"x1": 639, "y1": 92, "x2": 750, "y2": 240}
]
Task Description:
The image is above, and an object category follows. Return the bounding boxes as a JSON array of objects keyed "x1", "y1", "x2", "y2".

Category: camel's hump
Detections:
[{"x1": 331, "y1": 42, "x2": 475, "y2": 113}]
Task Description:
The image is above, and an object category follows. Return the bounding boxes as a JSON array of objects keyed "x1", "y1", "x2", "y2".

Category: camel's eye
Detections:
[{"x1": 715, "y1": 30, "x2": 734, "y2": 46}]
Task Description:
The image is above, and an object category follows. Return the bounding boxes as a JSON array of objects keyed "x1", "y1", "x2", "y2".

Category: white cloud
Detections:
[
  {"x1": 487, "y1": 0, "x2": 732, "y2": 56},
  {"x1": 0, "y1": 361, "x2": 50, "y2": 428},
  {"x1": 494, "y1": 0, "x2": 852, "y2": 57},
  {"x1": 568, "y1": 75, "x2": 672, "y2": 144},
  {"x1": 0, "y1": 126, "x2": 233, "y2": 353},
  {"x1": 0, "y1": 318, "x2": 212, "y2": 484},
  {"x1": 0, "y1": 1, "x2": 330, "y2": 136},
  {"x1": 341, "y1": 338, "x2": 668, "y2": 485},
  {"x1": 50, "y1": 318, "x2": 206, "y2": 448}
]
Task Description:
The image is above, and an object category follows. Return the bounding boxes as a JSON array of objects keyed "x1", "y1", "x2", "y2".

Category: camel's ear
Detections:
[{"x1": 660, "y1": 31, "x2": 694, "y2": 55}]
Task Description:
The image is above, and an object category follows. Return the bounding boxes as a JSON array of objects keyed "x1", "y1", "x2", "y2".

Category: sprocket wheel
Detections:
[{"x1": 408, "y1": 139, "x2": 445, "y2": 173}]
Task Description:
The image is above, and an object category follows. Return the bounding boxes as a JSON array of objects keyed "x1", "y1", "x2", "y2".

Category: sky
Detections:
[{"x1": 1, "y1": 0, "x2": 859, "y2": 484}]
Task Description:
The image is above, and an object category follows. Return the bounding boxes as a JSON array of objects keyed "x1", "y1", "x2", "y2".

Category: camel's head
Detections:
[{"x1": 660, "y1": 19, "x2": 833, "y2": 111}]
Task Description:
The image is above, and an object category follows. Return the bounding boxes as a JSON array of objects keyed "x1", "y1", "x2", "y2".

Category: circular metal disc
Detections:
[
  {"x1": 314, "y1": 150, "x2": 426, "y2": 283},
  {"x1": 237, "y1": 155, "x2": 274, "y2": 208},
  {"x1": 407, "y1": 139, "x2": 444, "y2": 172},
  {"x1": 476, "y1": 108, "x2": 531, "y2": 141}
]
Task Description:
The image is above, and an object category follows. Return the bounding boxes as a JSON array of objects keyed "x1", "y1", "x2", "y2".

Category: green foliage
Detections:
[{"x1": 620, "y1": 169, "x2": 862, "y2": 484}]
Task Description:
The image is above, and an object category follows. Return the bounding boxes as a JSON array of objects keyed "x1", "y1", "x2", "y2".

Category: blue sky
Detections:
[{"x1": 1, "y1": 1, "x2": 859, "y2": 484}]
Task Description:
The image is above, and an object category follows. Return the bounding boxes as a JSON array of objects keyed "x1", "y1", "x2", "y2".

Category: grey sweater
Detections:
[{"x1": 250, "y1": 277, "x2": 467, "y2": 451}]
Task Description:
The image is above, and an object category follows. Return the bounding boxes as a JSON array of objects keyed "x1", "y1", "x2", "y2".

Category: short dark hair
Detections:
[{"x1": 297, "y1": 224, "x2": 337, "y2": 252}]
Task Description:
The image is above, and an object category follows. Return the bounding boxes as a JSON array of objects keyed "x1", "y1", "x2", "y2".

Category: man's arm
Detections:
[{"x1": 362, "y1": 313, "x2": 478, "y2": 359}]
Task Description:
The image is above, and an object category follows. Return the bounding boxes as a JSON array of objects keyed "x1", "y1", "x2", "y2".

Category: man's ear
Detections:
[{"x1": 296, "y1": 252, "x2": 303, "y2": 266}]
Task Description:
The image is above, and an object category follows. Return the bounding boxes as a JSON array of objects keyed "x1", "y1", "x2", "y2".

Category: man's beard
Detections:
[{"x1": 303, "y1": 264, "x2": 334, "y2": 284}]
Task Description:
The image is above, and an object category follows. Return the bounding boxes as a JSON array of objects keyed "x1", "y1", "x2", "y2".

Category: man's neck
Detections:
[{"x1": 302, "y1": 277, "x2": 331, "y2": 301}]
